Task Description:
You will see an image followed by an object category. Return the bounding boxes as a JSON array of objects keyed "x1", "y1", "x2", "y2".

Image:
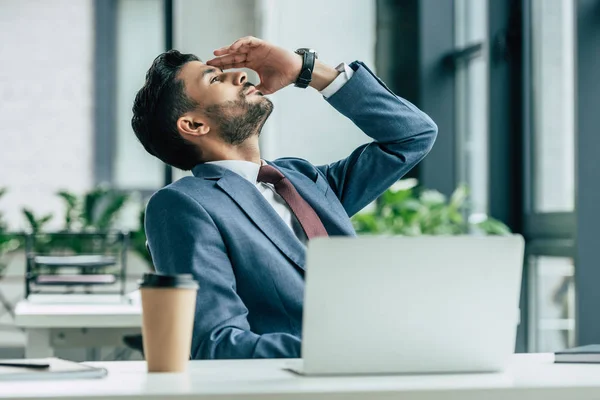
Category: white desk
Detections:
[
  {"x1": 14, "y1": 296, "x2": 141, "y2": 358},
  {"x1": 2, "y1": 354, "x2": 600, "y2": 400}
]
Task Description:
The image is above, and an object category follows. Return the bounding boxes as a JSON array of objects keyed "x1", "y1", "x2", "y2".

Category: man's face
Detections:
[{"x1": 177, "y1": 61, "x2": 273, "y2": 145}]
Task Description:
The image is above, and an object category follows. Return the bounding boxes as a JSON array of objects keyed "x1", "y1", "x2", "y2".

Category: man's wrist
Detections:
[
  {"x1": 290, "y1": 54, "x2": 339, "y2": 91},
  {"x1": 308, "y1": 60, "x2": 339, "y2": 91}
]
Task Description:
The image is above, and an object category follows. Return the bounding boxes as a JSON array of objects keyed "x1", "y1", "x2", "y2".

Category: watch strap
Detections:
[{"x1": 295, "y1": 51, "x2": 316, "y2": 89}]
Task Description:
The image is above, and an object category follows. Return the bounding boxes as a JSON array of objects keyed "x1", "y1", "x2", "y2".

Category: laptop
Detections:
[{"x1": 287, "y1": 235, "x2": 525, "y2": 376}]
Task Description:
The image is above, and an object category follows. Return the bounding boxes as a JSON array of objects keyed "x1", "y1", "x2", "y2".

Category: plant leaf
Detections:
[
  {"x1": 389, "y1": 178, "x2": 419, "y2": 192},
  {"x1": 476, "y1": 218, "x2": 512, "y2": 235},
  {"x1": 419, "y1": 190, "x2": 446, "y2": 207},
  {"x1": 22, "y1": 208, "x2": 38, "y2": 232},
  {"x1": 57, "y1": 191, "x2": 78, "y2": 208},
  {"x1": 22, "y1": 209, "x2": 54, "y2": 234},
  {"x1": 83, "y1": 187, "x2": 109, "y2": 227},
  {"x1": 56, "y1": 191, "x2": 79, "y2": 231},
  {"x1": 96, "y1": 193, "x2": 129, "y2": 230},
  {"x1": 450, "y1": 184, "x2": 469, "y2": 209}
]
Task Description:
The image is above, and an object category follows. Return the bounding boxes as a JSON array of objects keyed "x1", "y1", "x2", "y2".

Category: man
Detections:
[{"x1": 132, "y1": 37, "x2": 437, "y2": 360}]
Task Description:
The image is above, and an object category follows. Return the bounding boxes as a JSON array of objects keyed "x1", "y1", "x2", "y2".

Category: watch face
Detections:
[{"x1": 295, "y1": 48, "x2": 318, "y2": 58}]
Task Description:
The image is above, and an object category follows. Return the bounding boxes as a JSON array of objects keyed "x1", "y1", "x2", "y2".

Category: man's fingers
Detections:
[
  {"x1": 230, "y1": 36, "x2": 260, "y2": 51},
  {"x1": 214, "y1": 38, "x2": 242, "y2": 53},
  {"x1": 213, "y1": 36, "x2": 261, "y2": 55},
  {"x1": 222, "y1": 62, "x2": 248, "y2": 70},
  {"x1": 213, "y1": 45, "x2": 253, "y2": 58},
  {"x1": 206, "y1": 53, "x2": 248, "y2": 67},
  {"x1": 206, "y1": 59, "x2": 249, "y2": 70}
]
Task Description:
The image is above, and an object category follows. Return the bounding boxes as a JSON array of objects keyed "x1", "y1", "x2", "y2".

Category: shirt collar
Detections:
[{"x1": 205, "y1": 160, "x2": 264, "y2": 184}]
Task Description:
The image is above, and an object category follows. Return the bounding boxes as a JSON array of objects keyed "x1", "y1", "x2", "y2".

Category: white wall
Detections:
[
  {"x1": 258, "y1": 0, "x2": 376, "y2": 164},
  {"x1": 175, "y1": 0, "x2": 257, "y2": 55},
  {"x1": 0, "y1": 0, "x2": 94, "y2": 229},
  {"x1": 173, "y1": 0, "x2": 258, "y2": 180},
  {"x1": 174, "y1": 0, "x2": 376, "y2": 168}
]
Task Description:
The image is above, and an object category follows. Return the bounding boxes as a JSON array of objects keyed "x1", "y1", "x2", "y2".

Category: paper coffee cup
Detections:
[{"x1": 139, "y1": 273, "x2": 198, "y2": 373}]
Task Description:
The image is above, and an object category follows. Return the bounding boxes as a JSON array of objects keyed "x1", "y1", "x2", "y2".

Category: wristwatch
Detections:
[{"x1": 294, "y1": 48, "x2": 318, "y2": 88}]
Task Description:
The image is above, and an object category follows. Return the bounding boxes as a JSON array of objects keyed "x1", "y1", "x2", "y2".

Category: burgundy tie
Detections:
[{"x1": 257, "y1": 165, "x2": 328, "y2": 240}]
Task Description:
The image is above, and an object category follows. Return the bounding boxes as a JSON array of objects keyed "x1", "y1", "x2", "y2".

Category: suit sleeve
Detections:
[
  {"x1": 145, "y1": 188, "x2": 301, "y2": 359},
  {"x1": 317, "y1": 61, "x2": 438, "y2": 217}
]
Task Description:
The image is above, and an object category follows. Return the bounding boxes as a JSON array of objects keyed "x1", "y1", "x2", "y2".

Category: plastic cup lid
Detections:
[{"x1": 138, "y1": 273, "x2": 199, "y2": 289}]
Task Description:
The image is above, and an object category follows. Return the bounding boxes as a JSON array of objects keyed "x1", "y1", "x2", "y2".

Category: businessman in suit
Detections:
[{"x1": 132, "y1": 37, "x2": 437, "y2": 359}]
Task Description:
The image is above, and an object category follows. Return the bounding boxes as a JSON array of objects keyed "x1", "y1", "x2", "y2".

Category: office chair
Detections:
[{"x1": 122, "y1": 241, "x2": 152, "y2": 357}]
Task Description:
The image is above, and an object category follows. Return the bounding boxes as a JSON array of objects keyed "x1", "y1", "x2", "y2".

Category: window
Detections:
[
  {"x1": 454, "y1": 0, "x2": 489, "y2": 219},
  {"x1": 528, "y1": 256, "x2": 575, "y2": 352},
  {"x1": 114, "y1": 0, "x2": 165, "y2": 190},
  {"x1": 530, "y1": 0, "x2": 575, "y2": 213},
  {"x1": 523, "y1": 0, "x2": 576, "y2": 352}
]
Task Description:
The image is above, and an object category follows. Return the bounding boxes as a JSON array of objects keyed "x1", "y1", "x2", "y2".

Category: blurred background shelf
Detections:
[
  {"x1": 34, "y1": 255, "x2": 118, "y2": 269},
  {"x1": 34, "y1": 274, "x2": 118, "y2": 286}
]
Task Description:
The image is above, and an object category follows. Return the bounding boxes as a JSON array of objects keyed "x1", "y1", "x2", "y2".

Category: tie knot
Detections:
[{"x1": 257, "y1": 164, "x2": 285, "y2": 185}]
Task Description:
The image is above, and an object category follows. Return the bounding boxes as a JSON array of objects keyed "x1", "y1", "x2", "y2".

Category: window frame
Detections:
[{"x1": 93, "y1": 0, "x2": 174, "y2": 195}]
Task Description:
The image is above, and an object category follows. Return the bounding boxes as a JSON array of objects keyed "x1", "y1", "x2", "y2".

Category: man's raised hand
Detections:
[{"x1": 206, "y1": 36, "x2": 302, "y2": 95}]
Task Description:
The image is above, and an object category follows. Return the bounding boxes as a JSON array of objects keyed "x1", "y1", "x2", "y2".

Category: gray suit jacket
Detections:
[{"x1": 145, "y1": 61, "x2": 438, "y2": 359}]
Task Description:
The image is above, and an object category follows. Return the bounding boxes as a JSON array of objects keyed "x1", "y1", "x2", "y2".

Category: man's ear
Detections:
[{"x1": 177, "y1": 114, "x2": 210, "y2": 138}]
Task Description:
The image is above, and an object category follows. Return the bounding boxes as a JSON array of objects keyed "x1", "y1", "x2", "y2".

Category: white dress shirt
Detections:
[{"x1": 207, "y1": 63, "x2": 354, "y2": 244}]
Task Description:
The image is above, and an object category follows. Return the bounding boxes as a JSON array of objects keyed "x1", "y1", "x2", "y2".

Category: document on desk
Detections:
[
  {"x1": 555, "y1": 344, "x2": 600, "y2": 363},
  {"x1": 0, "y1": 358, "x2": 107, "y2": 381}
]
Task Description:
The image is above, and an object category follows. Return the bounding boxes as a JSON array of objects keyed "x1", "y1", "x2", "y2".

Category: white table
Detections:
[
  {"x1": 2, "y1": 354, "x2": 600, "y2": 400},
  {"x1": 14, "y1": 295, "x2": 142, "y2": 358}
]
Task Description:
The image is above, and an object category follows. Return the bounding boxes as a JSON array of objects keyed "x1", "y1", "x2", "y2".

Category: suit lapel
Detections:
[{"x1": 215, "y1": 173, "x2": 307, "y2": 271}]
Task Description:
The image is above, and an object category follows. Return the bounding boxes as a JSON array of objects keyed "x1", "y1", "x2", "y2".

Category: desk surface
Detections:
[
  {"x1": 2, "y1": 354, "x2": 600, "y2": 400},
  {"x1": 14, "y1": 298, "x2": 141, "y2": 328}
]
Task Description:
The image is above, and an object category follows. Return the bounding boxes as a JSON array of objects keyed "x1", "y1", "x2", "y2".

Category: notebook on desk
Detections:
[
  {"x1": 555, "y1": 345, "x2": 600, "y2": 363},
  {"x1": 0, "y1": 358, "x2": 107, "y2": 381}
]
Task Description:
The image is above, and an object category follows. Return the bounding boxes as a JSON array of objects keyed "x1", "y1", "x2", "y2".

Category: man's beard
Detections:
[{"x1": 204, "y1": 86, "x2": 274, "y2": 146}]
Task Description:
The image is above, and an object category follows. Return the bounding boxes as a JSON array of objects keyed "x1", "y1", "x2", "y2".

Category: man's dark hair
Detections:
[{"x1": 131, "y1": 50, "x2": 202, "y2": 170}]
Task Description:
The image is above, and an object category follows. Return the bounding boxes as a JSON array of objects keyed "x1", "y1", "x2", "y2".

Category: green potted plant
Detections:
[
  {"x1": 21, "y1": 187, "x2": 131, "y2": 281},
  {"x1": 57, "y1": 186, "x2": 129, "y2": 232},
  {"x1": 352, "y1": 179, "x2": 511, "y2": 236},
  {"x1": 0, "y1": 189, "x2": 21, "y2": 277},
  {"x1": 21, "y1": 186, "x2": 129, "y2": 254},
  {"x1": 54, "y1": 187, "x2": 131, "y2": 274},
  {"x1": 21, "y1": 208, "x2": 54, "y2": 256},
  {"x1": 58, "y1": 188, "x2": 153, "y2": 270}
]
